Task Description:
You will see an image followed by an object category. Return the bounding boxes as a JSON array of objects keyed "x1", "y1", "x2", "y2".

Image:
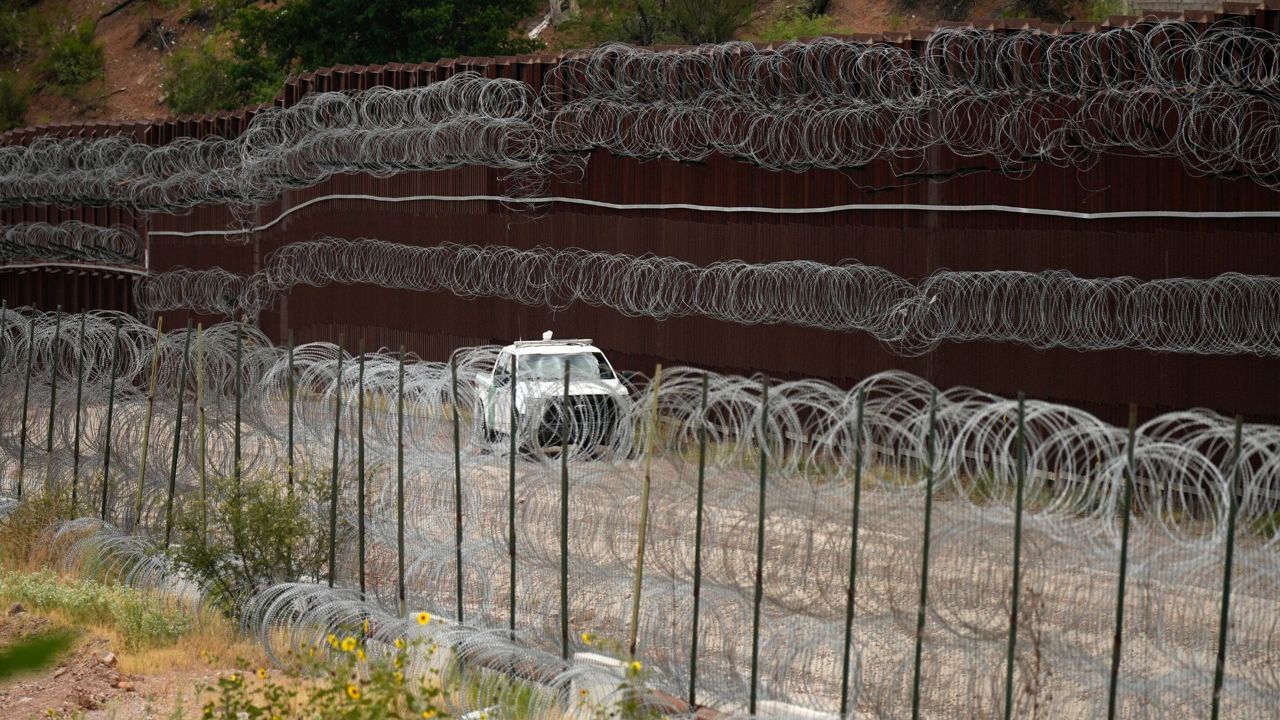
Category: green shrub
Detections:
[
  {"x1": 163, "y1": 36, "x2": 241, "y2": 115},
  {"x1": 0, "y1": 75, "x2": 30, "y2": 131},
  {"x1": 752, "y1": 11, "x2": 847, "y2": 43},
  {"x1": 169, "y1": 471, "x2": 330, "y2": 619},
  {"x1": 42, "y1": 20, "x2": 104, "y2": 90},
  {"x1": 0, "y1": 569, "x2": 190, "y2": 650},
  {"x1": 0, "y1": 487, "x2": 69, "y2": 568}
]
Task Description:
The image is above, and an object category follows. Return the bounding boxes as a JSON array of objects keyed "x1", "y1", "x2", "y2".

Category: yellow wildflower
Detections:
[
  {"x1": 422, "y1": 711, "x2": 437, "y2": 719},
  {"x1": 394, "y1": 657, "x2": 403, "y2": 668},
  {"x1": 394, "y1": 638, "x2": 405, "y2": 649},
  {"x1": 581, "y1": 632, "x2": 593, "y2": 645},
  {"x1": 346, "y1": 684, "x2": 361, "y2": 701},
  {"x1": 257, "y1": 668, "x2": 268, "y2": 680},
  {"x1": 417, "y1": 612, "x2": 431, "y2": 625},
  {"x1": 357, "y1": 649, "x2": 366, "y2": 662},
  {"x1": 362, "y1": 618, "x2": 370, "y2": 634},
  {"x1": 229, "y1": 673, "x2": 239, "y2": 683},
  {"x1": 395, "y1": 671, "x2": 404, "y2": 684},
  {"x1": 629, "y1": 660, "x2": 642, "y2": 673},
  {"x1": 327, "y1": 634, "x2": 338, "y2": 648},
  {"x1": 341, "y1": 636, "x2": 357, "y2": 653}
]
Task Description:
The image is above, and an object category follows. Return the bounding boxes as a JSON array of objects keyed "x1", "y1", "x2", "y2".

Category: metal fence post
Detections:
[
  {"x1": 327, "y1": 335, "x2": 343, "y2": 588},
  {"x1": 196, "y1": 324, "x2": 206, "y2": 541},
  {"x1": 1107, "y1": 404, "x2": 1139, "y2": 720},
  {"x1": 1003, "y1": 393, "x2": 1028, "y2": 720},
  {"x1": 233, "y1": 319, "x2": 243, "y2": 498},
  {"x1": 164, "y1": 321, "x2": 193, "y2": 546},
  {"x1": 508, "y1": 352, "x2": 518, "y2": 636},
  {"x1": 840, "y1": 387, "x2": 867, "y2": 716},
  {"x1": 287, "y1": 330, "x2": 295, "y2": 495},
  {"x1": 910, "y1": 389, "x2": 939, "y2": 720},
  {"x1": 451, "y1": 354, "x2": 464, "y2": 623},
  {"x1": 689, "y1": 372, "x2": 710, "y2": 708},
  {"x1": 134, "y1": 316, "x2": 164, "y2": 532},
  {"x1": 71, "y1": 312, "x2": 86, "y2": 516},
  {"x1": 100, "y1": 319, "x2": 120, "y2": 521},
  {"x1": 560, "y1": 361, "x2": 571, "y2": 662},
  {"x1": 749, "y1": 376, "x2": 769, "y2": 715},
  {"x1": 18, "y1": 314, "x2": 36, "y2": 499},
  {"x1": 357, "y1": 341, "x2": 366, "y2": 596},
  {"x1": 629, "y1": 364, "x2": 663, "y2": 658},
  {"x1": 44, "y1": 306, "x2": 62, "y2": 494},
  {"x1": 397, "y1": 346, "x2": 406, "y2": 616},
  {"x1": 1211, "y1": 415, "x2": 1244, "y2": 719}
]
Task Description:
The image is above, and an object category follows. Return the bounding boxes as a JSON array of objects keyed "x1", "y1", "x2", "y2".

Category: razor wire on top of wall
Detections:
[
  {"x1": 0, "y1": 305, "x2": 1276, "y2": 717},
  {"x1": 4, "y1": 22, "x2": 1280, "y2": 214},
  {"x1": 132, "y1": 238, "x2": 1280, "y2": 357}
]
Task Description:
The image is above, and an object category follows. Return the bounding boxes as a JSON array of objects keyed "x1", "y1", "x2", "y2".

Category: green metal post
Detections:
[
  {"x1": 357, "y1": 341, "x2": 366, "y2": 596},
  {"x1": 508, "y1": 352, "x2": 518, "y2": 635},
  {"x1": 1211, "y1": 416, "x2": 1244, "y2": 719},
  {"x1": 327, "y1": 336, "x2": 343, "y2": 588},
  {"x1": 287, "y1": 330, "x2": 295, "y2": 494},
  {"x1": 71, "y1": 312, "x2": 86, "y2": 516},
  {"x1": 689, "y1": 373, "x2": 710, "y2": 708},
  {"x1": 910, "y1": 389, "x2": 939, "y2": 720},
  {"x1": 451, "y1": 354, "x2": 464, "y2": 623},
  {"x1": 560, "y1": 361, "x2": 570, "y2": 661},
  {"x1": 134, "y1": 316, "x2": 163, "y2": 532},
  {"x1": 629, "y1": 364, "x2": 663, "y2": 658},
  {"x1": 1107, "y1": 404, "x2": 1139, "y2": 720},
  {"x1": 164, "y1": 321, "x2": 193, "y2": 546},
  {"x1": 196, "y1": 324, "x2": 206, "y2": 541},
  {"x1": 397, "y1": 346, "x2": 406, "y2": 616},
  {"x1": 840, "y1": 387, "x2": 867, "y2": 716},
  {"x1": 233, "y1": 319, "x2": 242, "y2": 498},
  {"x1": 749, "y1": 376, "x2": 769, "y2": 715},
  {"x1": 44, "y1": 306, "x2": 62, "y2": 494},
  {"x1": 100, "y1": 319, "x2": 120, "y2": 521},
  {"x1": 1003, "y1": 394, "x2": 1028, "y2": 720},
  {"x1": 18, "y1": 314, "x2": 35, "y2": 499}
]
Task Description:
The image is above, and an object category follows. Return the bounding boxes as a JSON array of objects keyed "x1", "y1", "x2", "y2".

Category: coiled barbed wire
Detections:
[
  {"x1": 133, "y1": 238, "x2": 1280, "y2": 357},
  {"x1": 3, "y1": 21, "x2": 1280, "y2": 215},
  {"x1": 0, "y1": 221, "x2": 141, "y2": 266},
  {"x1": 0, "y1": 306, "x2": 1277, "y2": 717}
]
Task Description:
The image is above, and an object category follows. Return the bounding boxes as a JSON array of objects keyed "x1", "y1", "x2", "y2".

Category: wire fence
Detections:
[{"x1": 0, "y1": 305, "x2": 1277, "y2": 718}]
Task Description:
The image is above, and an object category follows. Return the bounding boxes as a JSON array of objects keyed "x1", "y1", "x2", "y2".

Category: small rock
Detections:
[
  {"x1": 6, "y1": 603, "x2": 24, "y2": 615},
  {"x1": 53, "y1": 667, "x2": 67, "y2": 678},
  {"x1": 115, "y1": 680, "x2": 134, "y2": 691},
  {"x1": 100, "y1": 652, "x2": 117, "y2": 667}
]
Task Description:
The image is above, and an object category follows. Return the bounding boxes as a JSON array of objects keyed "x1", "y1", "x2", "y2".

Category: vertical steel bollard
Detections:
[
  {"x1": 1003, "y1": 393, "x2": 1028, "y2": 720},
  {"x1": 689, "y1": 372, "x2": 710, "y2": 708},
  {"x1": 628, "y1": 364, "x2": 662, "y2": 658},
  {"x1": 44, "y1": 306, "x2": 62, "y2": 494},
  {"x1": 910, "y1": 389, "x2": 939, "y2": 720},
  {"x1": 0, "y1": 302, "x2": 7, "y2": 495},
  {"x1": 840, "y1": 387, "x2": 867, "y2": 717},
  {"x1": 328, "y1": 335, "x2": 343, "y2": 588},
  {"x1": 560, "y1": 361, "x2": 571, "y2": 661},
  {"x1": 451, "y1": 354, "x2": 464, "y2": 623},
  {"x1": 508, "y1": 353, "x2": 518, "y2": 636},
  {"x1": 1107, "y1": 404, "x2": 1139, "y2": 720},
  {"x1": 134, "y1": 316, "x2": 164, "y2": 532},
  {"x1": 397, "y1": 346, "x2": 406, "y2": 616},
  {"x1": 164, "y1": 321, "x2": 193, "y2": 546},
  {"x1": 287, "y1": 331, "x2": 295, "y2": 495},
  {"x1": 100, "y1": 319, "x2": 120, "y2": 521},
  {"x1": 18, "y1": 314, "x2": 35, "y2": 499},
  {"x1": 749, "y1": 376, "x2": 769, "y2": 715},
  {"x1": 1210, "y1": 415, "x2": 1244, "y2": 719},
  {"x1": 71, "y1": 312, "x2": 87, "y2": 516},
  {"x1": 357, "y1": 341, "x2": 367, "y2": 597}
]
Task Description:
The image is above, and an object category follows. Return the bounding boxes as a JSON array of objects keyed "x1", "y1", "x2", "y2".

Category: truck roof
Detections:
[{"x1": 503, "y1": 339, "x2": 601, "y2": 356}]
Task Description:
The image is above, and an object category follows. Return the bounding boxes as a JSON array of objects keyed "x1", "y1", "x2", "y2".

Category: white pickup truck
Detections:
[{"x1": 474, "y1": 333, "x2": 632, "y2": 450}]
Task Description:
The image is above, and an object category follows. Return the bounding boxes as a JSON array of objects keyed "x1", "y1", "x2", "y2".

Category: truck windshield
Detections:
[{"x1": 522, "y1": 352, "x2": 614, "y2": 380}]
